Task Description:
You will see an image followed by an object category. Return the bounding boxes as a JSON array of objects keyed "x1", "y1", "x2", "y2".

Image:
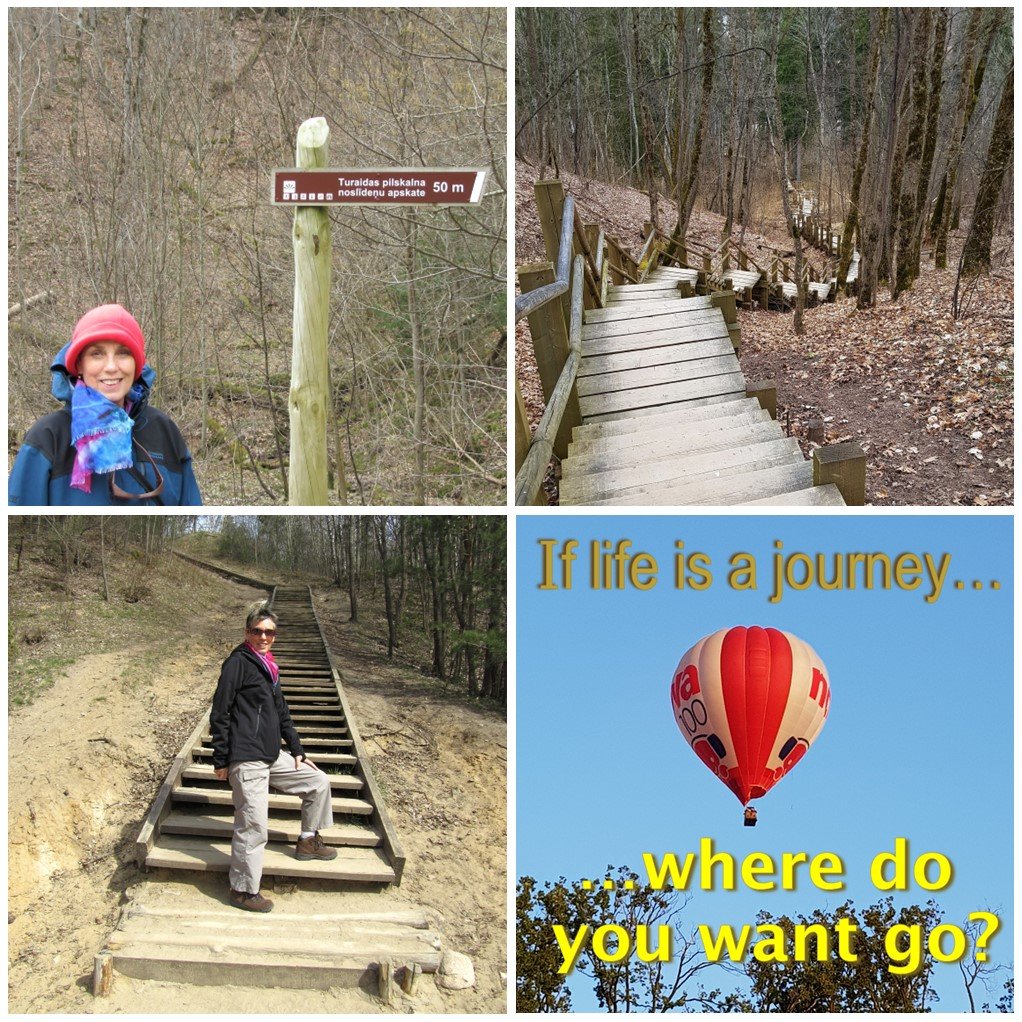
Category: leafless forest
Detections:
[
  {"x1": 9, "y1": 8, "x2": 507, "y2": 505},
  {"x1": 516, "y1": 9, "x2": 1013, "y2": 505}
]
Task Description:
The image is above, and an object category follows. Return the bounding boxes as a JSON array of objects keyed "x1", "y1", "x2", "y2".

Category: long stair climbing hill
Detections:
[
  {"x1": 136, "y1": 584, "x2": 404, "y2": 886},
  {"x1": 560, "y1": 269, "x2": 849, "y2": 506}
]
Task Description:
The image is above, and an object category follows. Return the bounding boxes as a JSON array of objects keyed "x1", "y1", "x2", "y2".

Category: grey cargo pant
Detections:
[{"x1": 228, "y1": 750, "x2": 333, "y2": 893}]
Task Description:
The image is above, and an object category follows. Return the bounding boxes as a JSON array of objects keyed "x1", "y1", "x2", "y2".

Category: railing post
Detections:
[
  {"x1": 515, "y1": 380, "x2": 531, "y2": 476},
  {"x1": 517, "y1": 262, "x2": 580, "y2": 459},
  {"x1": 814, "y1": 443, "x2": 867, "y2": 505},
  {"x1": 604, "y1": 237, "x2": 626, "y2": 285},
  {"x1": 534, "y1": 179, "x2": 566, "y2": 265},
  {"x1": 711, "y1": 290, "x2": 740, "y2": 353},
  {"x1": 289, "y1": 116, "x2": 331, "y2": 506},
  {"x1": 746, "y1": 380, "x2": 777, "y2": 419}
]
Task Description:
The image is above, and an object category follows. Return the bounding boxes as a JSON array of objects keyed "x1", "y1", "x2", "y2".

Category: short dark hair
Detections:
[{"x1": 245, "y1": 603, "x2": 278, "y2": 630}]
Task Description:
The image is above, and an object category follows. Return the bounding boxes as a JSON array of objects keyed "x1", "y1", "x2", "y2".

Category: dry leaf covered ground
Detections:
[{"x1": 515, "y1": 158, "x2": 1013, "y2": 505}]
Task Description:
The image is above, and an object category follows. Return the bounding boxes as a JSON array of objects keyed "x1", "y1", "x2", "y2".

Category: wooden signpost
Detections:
[{"x1": 278, "y1": 116, "x2": 486, "y2": 506}]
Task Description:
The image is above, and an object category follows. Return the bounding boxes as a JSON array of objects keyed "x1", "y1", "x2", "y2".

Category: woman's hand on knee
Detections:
[
  {"x1": 294, "y1": 754, "x2": 319, "y2": 771},
  {"x1": 214, "y1": 766, "x2": 229, "y2": 781}
]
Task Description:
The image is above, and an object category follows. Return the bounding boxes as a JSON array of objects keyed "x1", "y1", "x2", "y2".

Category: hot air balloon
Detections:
[{"x1": 669, "y1": 625, "x2": 830, "y2": 825}]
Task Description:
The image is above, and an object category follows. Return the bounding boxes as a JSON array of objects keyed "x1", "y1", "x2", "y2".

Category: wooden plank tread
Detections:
[
  {"x1": 564, "y1": 418, "x2": 783, "y2": 478},
  {"x1": 146, "y1": 835, "x2": 396, "y2": 882},
  {"x1": 171, "y1": 786, "x2": 374, "y2": 815},
  {"x1": 159, "y1": 809, "x2": 381, "y2": 846},
  {"x1": 741, "y1": 483, "x2": 846, "y2": 506},
  {"x1": 181, "y1": 765, "x2": 362, "y2": 790}
]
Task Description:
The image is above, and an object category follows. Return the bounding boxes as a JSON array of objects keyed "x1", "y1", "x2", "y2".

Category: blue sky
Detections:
[{"x1": 517, "y1": 515, "x2": 1013, "y2": 1012}]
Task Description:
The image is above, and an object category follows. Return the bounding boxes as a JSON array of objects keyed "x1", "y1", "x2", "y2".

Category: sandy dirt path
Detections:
[{"x1": 8, "y1": 569, "x2": 506, "y2": 1013}]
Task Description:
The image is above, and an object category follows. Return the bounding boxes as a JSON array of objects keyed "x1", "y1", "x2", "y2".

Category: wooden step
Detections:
[
  {"x1": 146, "y1": 835, "x2": 396, "y2": 882},
  {"x1": 181, "y1": 764, "x2": 363, "y2": 791},
  {"x1": 584, "y1": 294, "x2": 712, "y2": 325},
  {"x1": 201, "y1": 732, "x2": 352, "y2": 746},
  {"x1": 160, "y1": 809, "x2": 380, "y2": 846},
  {"x1": 291, "y1": 737, "x2": 355, "y2": 749},
  {"x1": 561, "y1": 437, "x2": 803, "y2": 504},
  {"x1": 577, "y1": 352, "x2": 741, "y2": 399},
  {"x1": 592, "y1": 460, "x2": 816, "y2": 506},
  {"x1": 608, "y1": 280, "x2": 689, "y2": 295},
  {"x1": 740, "y1": 483, "x2": 846, "y2": 506},
  {"x1": 569, "y1": 408, "x2": 769, "y2": 458},
  {"x1": 646, "y1": 267, "x2": 699, "y2": 280},
  {"x1": 580, "y1": 334, "x2": 735, "y2": 380},
  {"x1": 565, "y1": 418, "x2": 782, "y2": 478},
  {"x1": 580, "y1": 371, "x2": 747, "y2": 421},
  {"x1": 583, "y1": 390, "x2": 748, "y2": 425},
  {"x1": 571, "y1": 396, "x2": 759, "y2": 442},
  {"x1": 718, "y1": 269, "x2": 760, "y2": 289},
  {"x1": 105, "y1": 905, "x2": 439, "y2": 989},
  {"x1": 582, "y1": 320, "x2": 728, "y2": 359},
  {"x1": 191, "y1": 747, "x2": 357, "y2": 767},
  {"x1": 172, "y1": 786, "x2": 374, "y2": 815},
  {"x1": 583, "y1": 307, "x2": 723, "y2": 342},
  {"x1": 595, "y1": 297, "x2": 719, "y2": 318}
]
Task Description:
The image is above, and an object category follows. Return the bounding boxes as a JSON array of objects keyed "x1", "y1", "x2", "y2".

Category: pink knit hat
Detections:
[{"x1": 64, "y1": 304, "x2": 146, "y2": 379}]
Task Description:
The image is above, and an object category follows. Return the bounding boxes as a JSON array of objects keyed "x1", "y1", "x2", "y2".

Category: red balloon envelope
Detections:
[{"x1": 670, "y1": 625, "x2": 831, "y2": 805}]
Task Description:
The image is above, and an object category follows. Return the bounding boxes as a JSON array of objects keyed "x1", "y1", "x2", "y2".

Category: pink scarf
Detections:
[{"x1": 245, "y1": 642, "x2": 279, "y2": 684}]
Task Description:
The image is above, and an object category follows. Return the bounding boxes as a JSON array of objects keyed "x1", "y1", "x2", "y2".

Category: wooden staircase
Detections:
[
  {"x1": 559, "y1": 277, "x2": 851, "y2": 506},
  {"x1": 136, "y1": 584, "x2": 404, "y2": 886}
]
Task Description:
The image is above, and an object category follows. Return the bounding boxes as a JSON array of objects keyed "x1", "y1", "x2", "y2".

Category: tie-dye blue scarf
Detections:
[{"x1": 69, "y1": 380, "x2": 144, "y2": 493}]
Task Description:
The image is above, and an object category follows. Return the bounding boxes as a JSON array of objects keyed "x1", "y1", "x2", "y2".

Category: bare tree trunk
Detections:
[
  {"x1": 893, "y1": 9, "x2": 931, "y2": 299},
  {"x1": 961, "y1": 67, "x2": 1013, "y2": 276},
  {"x1": 839, "y1": 9, "x2": 888, "y2": 292},
  {"x1": 344, "y1": 515, "x2": 358, "y2": 622},
  {"x1": 631, "y1": 10, "x2": 658, "y2": 230},
  {"x1": 670, "y1": 9, "x2": 715, "y2": 256},
  {"x1": 769, "y1": 18, "x2": 805, "y2": 334},
  {"x1": 933, "y1": 10, "x2": 1000, "y2": 267},
  {"x1": 910, "y1": 7, "x2": 947, "y2": 278},
  {"x1": 99, "y1": 518, "x2": 109, "y2": 602},
  {"x1": 373, "y1": 517, "x2": 397, "y2": 658}
]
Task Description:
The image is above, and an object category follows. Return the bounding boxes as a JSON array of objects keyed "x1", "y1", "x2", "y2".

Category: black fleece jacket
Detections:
[{"x1": 209, "y1": 643, "x2": 304, "y2": 769}]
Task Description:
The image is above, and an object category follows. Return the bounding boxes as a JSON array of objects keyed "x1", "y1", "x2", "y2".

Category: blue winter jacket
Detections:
[{"x1": 8, "y1": 343, "x2": 202, "y2": 507}]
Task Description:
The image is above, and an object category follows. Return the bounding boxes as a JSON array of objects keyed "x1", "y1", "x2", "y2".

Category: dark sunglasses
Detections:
[
  {"x1": 248, "y1": 628, "x2": 277, "y2": 638},
  {"x1": 109, "y1": 439, "x2": 165, "y2": 501}
]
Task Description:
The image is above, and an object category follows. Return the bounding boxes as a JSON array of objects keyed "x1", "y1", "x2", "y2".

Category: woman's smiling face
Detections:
[
  {"x1": 79, "y1": 341, "x2": 136, "y2": 406},
  {"x1": 247, "y1": 617, "x2": 277, "y2": 654}
]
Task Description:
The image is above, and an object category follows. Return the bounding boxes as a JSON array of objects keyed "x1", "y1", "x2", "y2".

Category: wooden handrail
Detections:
[{"x1": 515, "y1": 255, "x2": 584, "y2": 505}]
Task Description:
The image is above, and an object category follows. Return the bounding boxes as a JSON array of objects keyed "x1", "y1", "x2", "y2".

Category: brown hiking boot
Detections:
[
  {"x1": 296, "y1": 833, "x2": 338, "y2": 861},
  {"x1": 230, "y1": 889, "x2": 274, "y2": 912}
]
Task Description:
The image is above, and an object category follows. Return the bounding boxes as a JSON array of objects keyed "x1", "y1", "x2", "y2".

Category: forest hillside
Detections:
[
  {"x1": 8, "y1": 516, "x2": 506, "y2": 1011},
  {"x1": 515, "y1": 8, "x2": 1012, "y2": 505},
  {"x1": 9, "y1": 9, "x2": 507, "y2": 505},
  {"x1": 516, "y1": 159, "x2": 1012, "y2": 506}
]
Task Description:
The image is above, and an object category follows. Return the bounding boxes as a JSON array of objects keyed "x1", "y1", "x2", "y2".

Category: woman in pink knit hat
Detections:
[{"x1": 9, "y1": 304, "x2": 202, "y2": 505}]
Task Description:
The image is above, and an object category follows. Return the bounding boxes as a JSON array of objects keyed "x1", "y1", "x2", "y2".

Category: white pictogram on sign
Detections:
[{"x1": 283, "y1": 180, "x2": 296, "y2": 196}]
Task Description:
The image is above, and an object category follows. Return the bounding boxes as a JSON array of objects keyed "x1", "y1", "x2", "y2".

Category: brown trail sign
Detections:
[
  {"x1": 272, "y1": 168, "x2": 486, "y2": 206},
  {"x1": 278, "y1": 117, "x2": 488, "y2": 506}
]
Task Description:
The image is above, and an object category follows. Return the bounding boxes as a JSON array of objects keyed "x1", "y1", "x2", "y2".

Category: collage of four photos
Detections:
[{"x1": 6, "y1": 4, "x2": 1015, "y2": 1015}]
